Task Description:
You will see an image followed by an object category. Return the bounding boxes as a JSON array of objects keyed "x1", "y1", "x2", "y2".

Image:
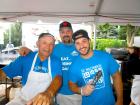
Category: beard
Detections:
[
  {"x1": 79, "y1": 46, "x2": 90, "y2": 56},
  {"x1": 62, "y1": 36, "x2": 71, "y2": 44}
]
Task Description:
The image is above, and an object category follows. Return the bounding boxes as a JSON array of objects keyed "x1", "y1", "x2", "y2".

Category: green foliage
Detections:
[
  {"x1": 117, "y1": 26, "x2": 127, "y2": 40},
  {"x1": 94, "y1": 39, "x2": 126, "y2": 51},
  {"x1": 97, "y1": 23, "x2": 118, "y2": 39},
  {"x1": 97, "y1": 23, "x2": 140, "y2": 47},
  {"x1": 4, "y1": 22, "x2": 22, "y2": 48},
  {"x1": 137, "y1": 29, "x2": 140, "y2": 36}
]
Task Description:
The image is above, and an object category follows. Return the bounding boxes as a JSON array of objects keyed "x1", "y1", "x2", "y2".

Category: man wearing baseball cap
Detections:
[
  {"x1": 53, "y1": 21, "x2": 81, "y2": 105},
  {"x1": 68, "y1": 29, "x2": 123, "y2": 105}
]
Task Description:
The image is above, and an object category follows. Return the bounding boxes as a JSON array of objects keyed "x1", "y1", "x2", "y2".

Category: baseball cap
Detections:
[
  {"x1": 59, "y1": 21, "x2": 72, "y2": 30},
  {"x1": 72, "y1": 29, "x2": 90, "y2": 42}
]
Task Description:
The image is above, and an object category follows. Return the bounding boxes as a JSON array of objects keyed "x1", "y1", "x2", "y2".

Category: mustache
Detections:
[{"x1": 63, "y1": 36, "x2": 70, "y2": 39}]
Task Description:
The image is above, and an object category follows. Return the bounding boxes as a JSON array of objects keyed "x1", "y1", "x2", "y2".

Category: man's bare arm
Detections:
[
  {"x1": 112, "y1": 71, "x2": 123, "y2": 105},
  {"x1": 69, "y1": 81, "x2": 94, "y2": 96},
  {"x1": 69, "y1": 81, "x2": 81, "y2": 94},
  {"x1": 45, "y1": 75, "x2": 62, "y2": 97},
  {"x1": 0, "y1": 68, "x2": 6, "y2": 81},
  {"x1": 18, "y1": 47, "x2": 32, "y2": 56}
]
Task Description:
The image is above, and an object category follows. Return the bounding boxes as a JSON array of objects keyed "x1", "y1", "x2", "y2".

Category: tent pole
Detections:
[{"x1": 92, "y1": 20, "x2": 97, "y2": 50}]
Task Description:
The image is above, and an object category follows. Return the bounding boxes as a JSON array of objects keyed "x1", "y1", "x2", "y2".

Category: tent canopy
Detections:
[{"x1": 0, "y1": 0, "x2": 140, "y2": 25}]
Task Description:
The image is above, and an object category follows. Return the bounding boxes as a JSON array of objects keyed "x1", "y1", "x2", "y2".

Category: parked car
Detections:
[
  {"x1": 1, "y1": 47, "x2": 19, "y2": 54},
  {"x1": 105, "y1": 48, "x2": 128, "y2": 60}
]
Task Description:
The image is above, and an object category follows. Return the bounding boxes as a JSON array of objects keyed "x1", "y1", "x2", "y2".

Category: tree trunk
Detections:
[{"x1": 126, "y1": 25, "x2": 139, "y2": 47}]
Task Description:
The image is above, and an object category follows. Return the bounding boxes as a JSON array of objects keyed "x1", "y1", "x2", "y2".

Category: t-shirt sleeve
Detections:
[
  {"x1": 51, "y1": 57, "x2": 62, "y2": 79},
  {"x1": 2, "y1": 56, "x2": 23, "y2": 79},
  {"x1": 56, "y1": 59, "x2": 62, "y2": 76},
  {"x1": 51, "y1": 46, "x2": 59, "y2": 59},
  {"x1": 107, "y1": 54, "x2": 120, "y2": 75}
]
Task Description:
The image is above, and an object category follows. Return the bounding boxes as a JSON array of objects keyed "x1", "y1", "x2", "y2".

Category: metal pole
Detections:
[
  {"x1": 9, "y1": 29, "x2": 11, "y2": 44},
  {"x1": 93, "y1": 17, "x2": 97, "y2": 50}
]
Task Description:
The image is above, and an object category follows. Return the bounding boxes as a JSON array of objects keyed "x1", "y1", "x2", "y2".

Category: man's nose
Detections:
[{"x1": 45, "y1": 44, "x2": 51, "y2": 49}]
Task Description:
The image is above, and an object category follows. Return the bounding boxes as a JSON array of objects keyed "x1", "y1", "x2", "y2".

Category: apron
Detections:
[
  {"x1": 131, "y1": 75, "x2": 140, "y2": 105},
  {"x1": 16, "y1": 53, "x2": 52, "y2": 102}
]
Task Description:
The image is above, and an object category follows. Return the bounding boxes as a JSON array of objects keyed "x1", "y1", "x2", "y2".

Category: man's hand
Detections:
[
  {"x1": 81, "y1": 84, "x2": 94, "y2": 96},
  {"x1": 69, "y1": 81, "x2": 94, "y2": 96},
  {"x1": 26, "y1": 92, "x2": 53, "y2": 105},
  {"x1": 18, "y1": 47, "x2": 32, "y2": 56},
  {"x1": 27, "y1": 75, "x2": 62, "y2": 105}
]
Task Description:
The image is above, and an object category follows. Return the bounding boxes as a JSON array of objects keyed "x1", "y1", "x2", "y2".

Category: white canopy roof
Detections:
[{"x1": 0, "y1": 0, "x2": 140, "y2": 25}]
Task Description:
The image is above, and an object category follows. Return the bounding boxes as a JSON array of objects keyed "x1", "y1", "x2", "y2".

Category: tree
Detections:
[
  {"x1": 117, "y1": 26, "x2": 127, "y2": 40},
  {"x1": 126, "y1": 24, "x2": 140, "y2": 47},
  {"x1": 4, "y1": 22, "x2": 22, "y2": 48},
  {"x1": 97, "y1": 23, "x2": 140, "y2": 47},
  {"x1": 97, "y1": 23, "x2": 118, "y2": 39}
]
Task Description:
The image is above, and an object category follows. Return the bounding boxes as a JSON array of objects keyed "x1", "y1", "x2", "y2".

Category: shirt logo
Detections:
[
  {"x1": 33, "y1": 62, "x2": 48, "y2": 73},
  {"x1": 81, "y1": 64, "x2": 105, "y2": 90},
  {"x1": 71, "y1": 50, "x2": 79, "y2": 56}
]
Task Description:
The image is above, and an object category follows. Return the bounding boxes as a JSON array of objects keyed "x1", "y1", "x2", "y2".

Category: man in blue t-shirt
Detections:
[
  {"x1": 18, "y1": 21, "x2": 82, "y2": 105},
  {"x1": 0, "y1": 33, "x2": 62, "y2": 105},
  {"x1": 68, "y1": 29, "x2": 123, "y2": 105},
  {"x1": 53, "y1": 21, "x2": 81, "y2": 105}
]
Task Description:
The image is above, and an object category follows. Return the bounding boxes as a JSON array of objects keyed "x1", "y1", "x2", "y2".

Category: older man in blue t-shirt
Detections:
[{"x1": 0, "y1": 33, "x2": 62, "y2": 105}]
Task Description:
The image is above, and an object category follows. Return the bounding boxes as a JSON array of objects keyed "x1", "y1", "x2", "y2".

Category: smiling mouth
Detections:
[
  {"x1": 43, "y1": 50, "x2": 49, "y2": 53},
  {"x1": 79, "y1": 47, "x2": 86, "y2": 51}
]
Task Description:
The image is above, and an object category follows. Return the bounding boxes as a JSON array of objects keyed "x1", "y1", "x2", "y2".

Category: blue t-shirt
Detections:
[
  {"x1": 2, "y1": 52, "x2": 62, "y2": 86},
  {"x1": 52, "y1": 42, "x2": 79, "y2": 95},
  {"x1": 69, "y1": 50, "x2": 119, "y2": 105}
]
